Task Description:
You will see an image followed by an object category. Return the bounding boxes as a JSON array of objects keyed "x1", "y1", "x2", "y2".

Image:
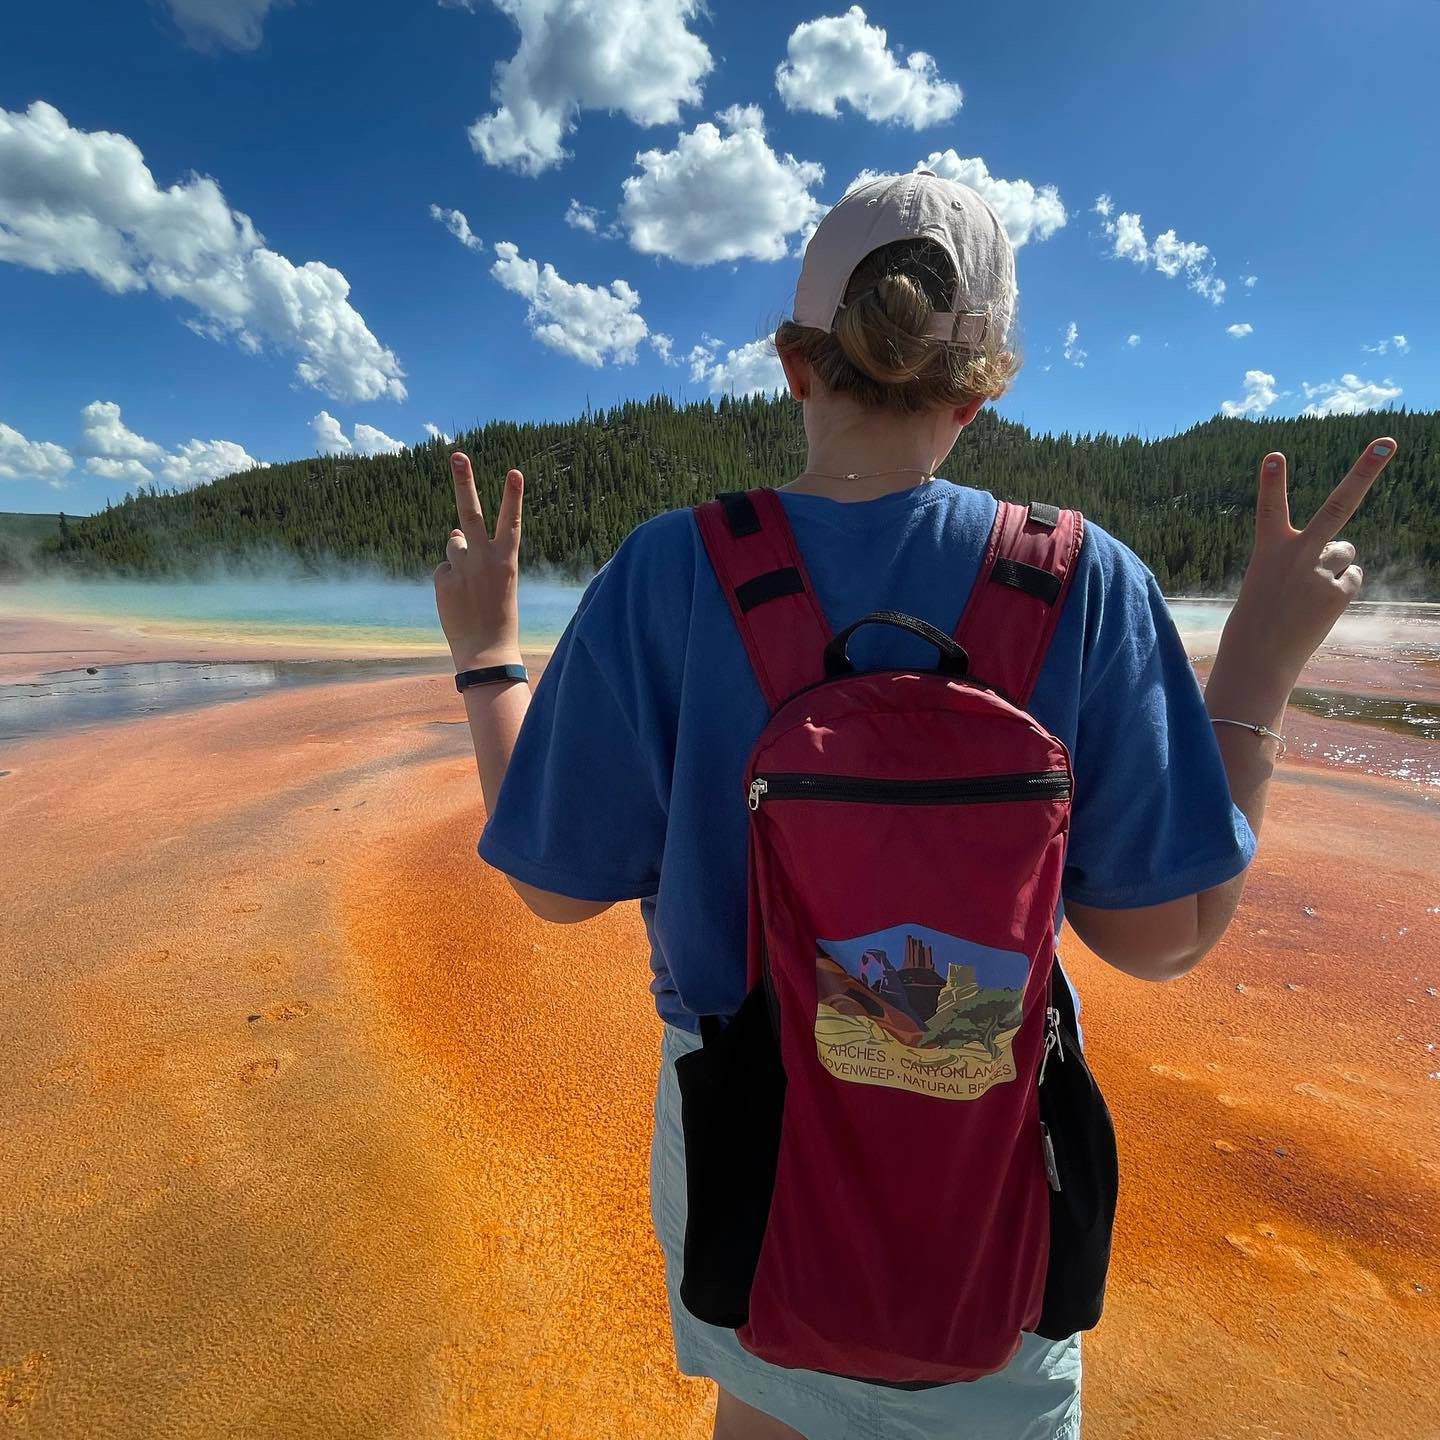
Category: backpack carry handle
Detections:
[{"x1": 823, "y1": 610, "x2": 970, "y2": 679}]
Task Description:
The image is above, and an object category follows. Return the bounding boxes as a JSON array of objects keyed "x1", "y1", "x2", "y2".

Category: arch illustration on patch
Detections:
[{"x1": 814, "y1": 923, "x2": 1029, "y2": 1100}]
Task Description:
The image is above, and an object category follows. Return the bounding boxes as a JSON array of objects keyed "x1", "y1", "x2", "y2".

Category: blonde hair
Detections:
[{"x1": 773, "y1": 238, "x2": 1020, "y2": 415}]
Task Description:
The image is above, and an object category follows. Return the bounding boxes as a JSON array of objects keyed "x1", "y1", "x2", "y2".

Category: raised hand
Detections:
[
  {"x1": 432, "y1": 453, "x2": 524, "y2": 670},
  {"x1": 1219, "y1": 437, "x2": 1397, "y2": 685}
]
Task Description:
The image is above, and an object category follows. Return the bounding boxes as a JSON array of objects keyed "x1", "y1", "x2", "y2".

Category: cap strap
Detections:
[{"x1": 923, "y1": 311, "x2": 990, "y2": 345}]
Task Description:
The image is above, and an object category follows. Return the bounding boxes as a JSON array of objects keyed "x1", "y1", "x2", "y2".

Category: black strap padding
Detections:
[
  {"x1": 718, "y1": 490, "x2": 761, "y2": 538},
  {"x1": 735, "y1": 566, "x2": 805, "y2": 612},
  {"x1": 1027, "y1": 500, "x2": 1060, "y2": 530},
  {"x1": 992, "y1": 556, "x2": 1063, "y2": 605}
]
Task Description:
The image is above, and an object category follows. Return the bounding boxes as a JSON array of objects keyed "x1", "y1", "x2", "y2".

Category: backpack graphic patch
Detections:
[{"x1": 814, "y1": 923, "x2": 1028, "y2": 1100}]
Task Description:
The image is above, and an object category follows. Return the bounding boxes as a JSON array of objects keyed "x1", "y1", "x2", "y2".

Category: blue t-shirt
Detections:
[{"x1": 479, "y1": 480, "x2": 1257, "y2": 1032}]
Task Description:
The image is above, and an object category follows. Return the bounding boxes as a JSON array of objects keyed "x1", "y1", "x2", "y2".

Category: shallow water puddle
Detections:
[{"x1": 0, "y1": 656, "x2": 440, "y2": 740}]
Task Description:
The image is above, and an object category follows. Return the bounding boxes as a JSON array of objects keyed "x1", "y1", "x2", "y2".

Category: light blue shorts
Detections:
[{"x1": 649, "y1": 1023, "x2": 1083, "y2": 1440}]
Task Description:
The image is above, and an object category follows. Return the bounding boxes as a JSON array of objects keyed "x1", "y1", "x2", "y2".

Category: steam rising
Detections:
[
  {"x1": 5, "y1": 561, "x2": 1435, "y2": 659},
  {"x1": 4, "y1": 552, "x2": 589, "y2": 649}
]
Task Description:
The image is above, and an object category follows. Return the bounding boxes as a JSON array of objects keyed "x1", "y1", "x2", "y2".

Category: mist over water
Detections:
[
  {"x1": 5, "y1": 572, "x2": 1435, "y2": 655},
  {"x1": 3, "y1": 570, "x2": 589, "y2": 648},
  {"x1": 4, "y1": 573, "x2": 1438, "y2": 775}
]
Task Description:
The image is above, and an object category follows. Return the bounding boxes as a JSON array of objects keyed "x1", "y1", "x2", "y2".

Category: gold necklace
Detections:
[{"x1": 795, "y1": 466, "x2": 937, "y2": 482}]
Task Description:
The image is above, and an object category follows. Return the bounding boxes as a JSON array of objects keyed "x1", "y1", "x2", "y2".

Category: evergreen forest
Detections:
[{"x1": 24, "y1": 395, "x2": 1440, "y2": 596}]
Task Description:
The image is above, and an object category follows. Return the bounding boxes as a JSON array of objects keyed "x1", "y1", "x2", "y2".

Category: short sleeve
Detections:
[
  {"x1": 1061, "y1": 542, "x2": 1257, "y2": 909},
  {"x1": 477, "y1": 515, "x2": 689, "y2": 902}
]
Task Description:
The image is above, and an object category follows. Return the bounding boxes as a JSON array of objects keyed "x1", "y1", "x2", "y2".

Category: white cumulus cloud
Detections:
[
  {"x1": 80, "y1": 400, "x2": 166, "y2": 464},
  {"x1": 1300, "y1": 374, "x2": 1402, "y2": 417},
  {"x1": 687, "y1": 336, "x2": 786, "y2": 395},
  {"x1": 466, "y1": 0, "x2": 713, "y2": 176},
  {"x1": 1062, "y1": 321, "x2": 1086, "y2": 368},
  {"x1": 1221, "y1": 370, "x2": 1279, "y2": 417},
  {"x1": 1099, "y1": 199, "x2": 1225, "y2": 304},
  {"x1": 620, "y1": 105, "x2": 825, "y2": 265},
  {"x1": 1093, "y1": 193, "x2": 1113, "y2": 218},
  {"x1": 0, "y1": 102, "x2": 406, "y2": 404},
  {"x1": 312, "y1": 411, "x2": 352, "y2": 454},
  {"x1": 86, "y1": 457, "x2": 157, "y2": 484},
  {"x1": 352, "y1": 423, "x2": 406, "y2": 456},
  {"x1": 1361, "y1": 334, "x2": 1409, "y2": 356},
  {"x1": 158, "y1": 437, "x2": 268, "y2": 487},
  {"x1": 163, "y1": 0, "x2": 290, "y2": 53},
  {"x1": 1126, "y1": 333, "x2": 1141, "y2": 347},
  {"x1": 77, "y1": 401, "x2": 264, "y2": 489},
  {"x1": 0, "y1": 422, "x2": 74, "y2": 486},
  {"x1": 915, "y1": 152, "x2": 1065, "y2": 248},
  {"x1": 424, "y1": 422, "x2": 452, "y2": 442},
  {"x1": 490, "y1": 242, "x2": 649, "y2": 365},
  {"x1": 311, "y1": 411, "x2": 406, "y2": 456},
  {"x1": 1241, "y1": 274, "x2": 1258, "y2": 287},
  {"x1": 775, "y1": 6, "x2": 962, "y2": 128},
  {"x1": 564, "y1": 199, "x2": 601, "y2": 233},
  {"x1": 1226, "y1": 323, "x2": 1253, "y2": 338},
  {"x1": 429, "y1": 204, "x2": 484, "y2": 250}
]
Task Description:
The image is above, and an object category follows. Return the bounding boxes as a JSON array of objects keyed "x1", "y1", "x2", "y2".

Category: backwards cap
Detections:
[{"x1": 792, "y1": 169, "x2": 1016, "y2": 348}]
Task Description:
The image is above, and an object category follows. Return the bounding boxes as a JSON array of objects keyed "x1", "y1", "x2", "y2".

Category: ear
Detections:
[
  {"x1": 778, "y1": 346, "x2": 811, "y2": 401},
  {"x1": 953, "y1": 395, "x2": 986, "y2": 429}
]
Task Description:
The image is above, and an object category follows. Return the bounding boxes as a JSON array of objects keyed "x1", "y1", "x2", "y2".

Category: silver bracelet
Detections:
[{"x1": 1210, "y1": 716, "x2": 1286, "y2": 758}]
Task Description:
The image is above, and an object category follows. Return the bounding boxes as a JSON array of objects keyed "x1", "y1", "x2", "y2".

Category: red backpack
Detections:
[{"x1": 675, "y1": 486, "x2": 1119, "y2": 1387}]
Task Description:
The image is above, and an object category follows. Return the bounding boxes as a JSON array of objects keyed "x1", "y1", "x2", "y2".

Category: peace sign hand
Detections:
[
  {"x1": 1220, "y1": 437, "x2": 1397, "y2": 684},
  {"x1": 432, "y1": 453, "x2": 524, "y2": 670}
]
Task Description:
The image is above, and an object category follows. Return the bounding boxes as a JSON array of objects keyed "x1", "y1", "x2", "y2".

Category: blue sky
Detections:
[{"x1": 1, "y1": 0, "x2": 1434, "y2": 515}]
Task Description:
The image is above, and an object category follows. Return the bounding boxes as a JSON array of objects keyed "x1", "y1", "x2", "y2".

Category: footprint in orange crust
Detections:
[
  {"x1": 261, "y1": 1001, "x2": 312, "y2": 1022},
  {"x1": 1292, "y1": 1081, "x2": 1387, "y2": 1117},
  {"x1": 234, "y1": 902, "x2": 263, "y2": 914},
  {"x1": 1148, "y1": 1063, "x2": 1192, "y2": 1081},
  {"x1": 239, "y1": 1057, "x2": 280, "y2": 1085},
  {"x1": 0, "y1": 1351, "x2": 53, "y2": 1418}
]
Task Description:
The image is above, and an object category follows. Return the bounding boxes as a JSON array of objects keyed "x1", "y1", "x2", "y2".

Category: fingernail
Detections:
[
  {"x1": 451, "y1": 455, "x2": 464, "y2": 469},
  {"x1": 1373, "y1": 443, "x2": 1392, "y2": 456},
  {"x1": 1265, "y1": 459, "x2": 1280, "y2": 473}
]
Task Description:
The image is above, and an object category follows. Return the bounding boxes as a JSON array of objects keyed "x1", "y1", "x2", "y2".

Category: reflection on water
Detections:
[
  {"x1": 1289, "y1": 688, "x2": 1440, "y2": 740},
  {"x1": 4, "y1": 578, "x2": 1438, "y2": 783},
  {"x1": 0, "y1": 657, "x2": 441, "y2": 742}
]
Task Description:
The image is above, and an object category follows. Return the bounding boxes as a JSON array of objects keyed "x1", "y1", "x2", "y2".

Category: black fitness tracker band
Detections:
[{"x1": 455, "y1": 663, "x2": 529, "y2": 692}]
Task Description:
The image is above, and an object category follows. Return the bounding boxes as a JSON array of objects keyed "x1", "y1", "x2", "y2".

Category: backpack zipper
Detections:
[
  {"x1": 1039, "y1": 1008, "x2": 1066, "y2": 1191},
  {"x1": 747, "y1": 770, "x2": 1071, "y2": 811}
]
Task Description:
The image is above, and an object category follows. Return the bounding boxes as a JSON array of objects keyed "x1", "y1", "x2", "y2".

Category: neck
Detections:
[{"x1": 782, "y1": 400, "x2": 955, "y2": 500}]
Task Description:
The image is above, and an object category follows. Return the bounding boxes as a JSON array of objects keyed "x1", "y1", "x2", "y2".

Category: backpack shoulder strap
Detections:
[
  {"x1": 694, "y1": 488, "x2": 832, "y2": 712},
  {"x1": 953, "y1": 499, "x2": 1085, "y2": 710}
]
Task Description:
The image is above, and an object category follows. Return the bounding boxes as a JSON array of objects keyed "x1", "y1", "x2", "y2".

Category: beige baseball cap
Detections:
[{"x1": 792, "y1": 168, "x2": 1016, "y2": 348}]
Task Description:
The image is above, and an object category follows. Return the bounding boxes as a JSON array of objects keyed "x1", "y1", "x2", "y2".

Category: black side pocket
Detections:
[
  {"x1": 1033, "y1": 975, "x2": 1120, "y2": 1341},
  {"x1": 674, "y1": 979, "x2": 787, "y2": 1329}
]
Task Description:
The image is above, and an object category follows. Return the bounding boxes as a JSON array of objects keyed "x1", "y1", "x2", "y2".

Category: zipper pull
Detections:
[
  {"x1": 747, "y1": 778, "x2": 768, "y2": 811},
  {"x1": 1038, "y1": 1006, "x2": 1064, "y2": 1086},
  {"x1": 1040, "y1": 1121, "x2": 1063, "y2": 1192}
]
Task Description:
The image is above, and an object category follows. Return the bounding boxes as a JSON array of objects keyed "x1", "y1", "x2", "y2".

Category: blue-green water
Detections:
[
  {"x1": 3, "y1": 580, "x2": 1437, "y2": 757},
  {"x1": 1, "y1": 574, "x2": 587, "y2": 649},
  {"x1": 7, "y1": 577, "x2": 1438, "y2": 659}
]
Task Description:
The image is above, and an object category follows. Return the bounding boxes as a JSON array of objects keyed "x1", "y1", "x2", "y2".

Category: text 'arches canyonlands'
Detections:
[{"x1": 814, "y1": 923, "x2": 1029, "y2": 1100}]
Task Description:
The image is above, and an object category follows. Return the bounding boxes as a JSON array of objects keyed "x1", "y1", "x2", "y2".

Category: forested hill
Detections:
[{"x1": 31, "y1": 394, "x2": 1440, "y2": 596}]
